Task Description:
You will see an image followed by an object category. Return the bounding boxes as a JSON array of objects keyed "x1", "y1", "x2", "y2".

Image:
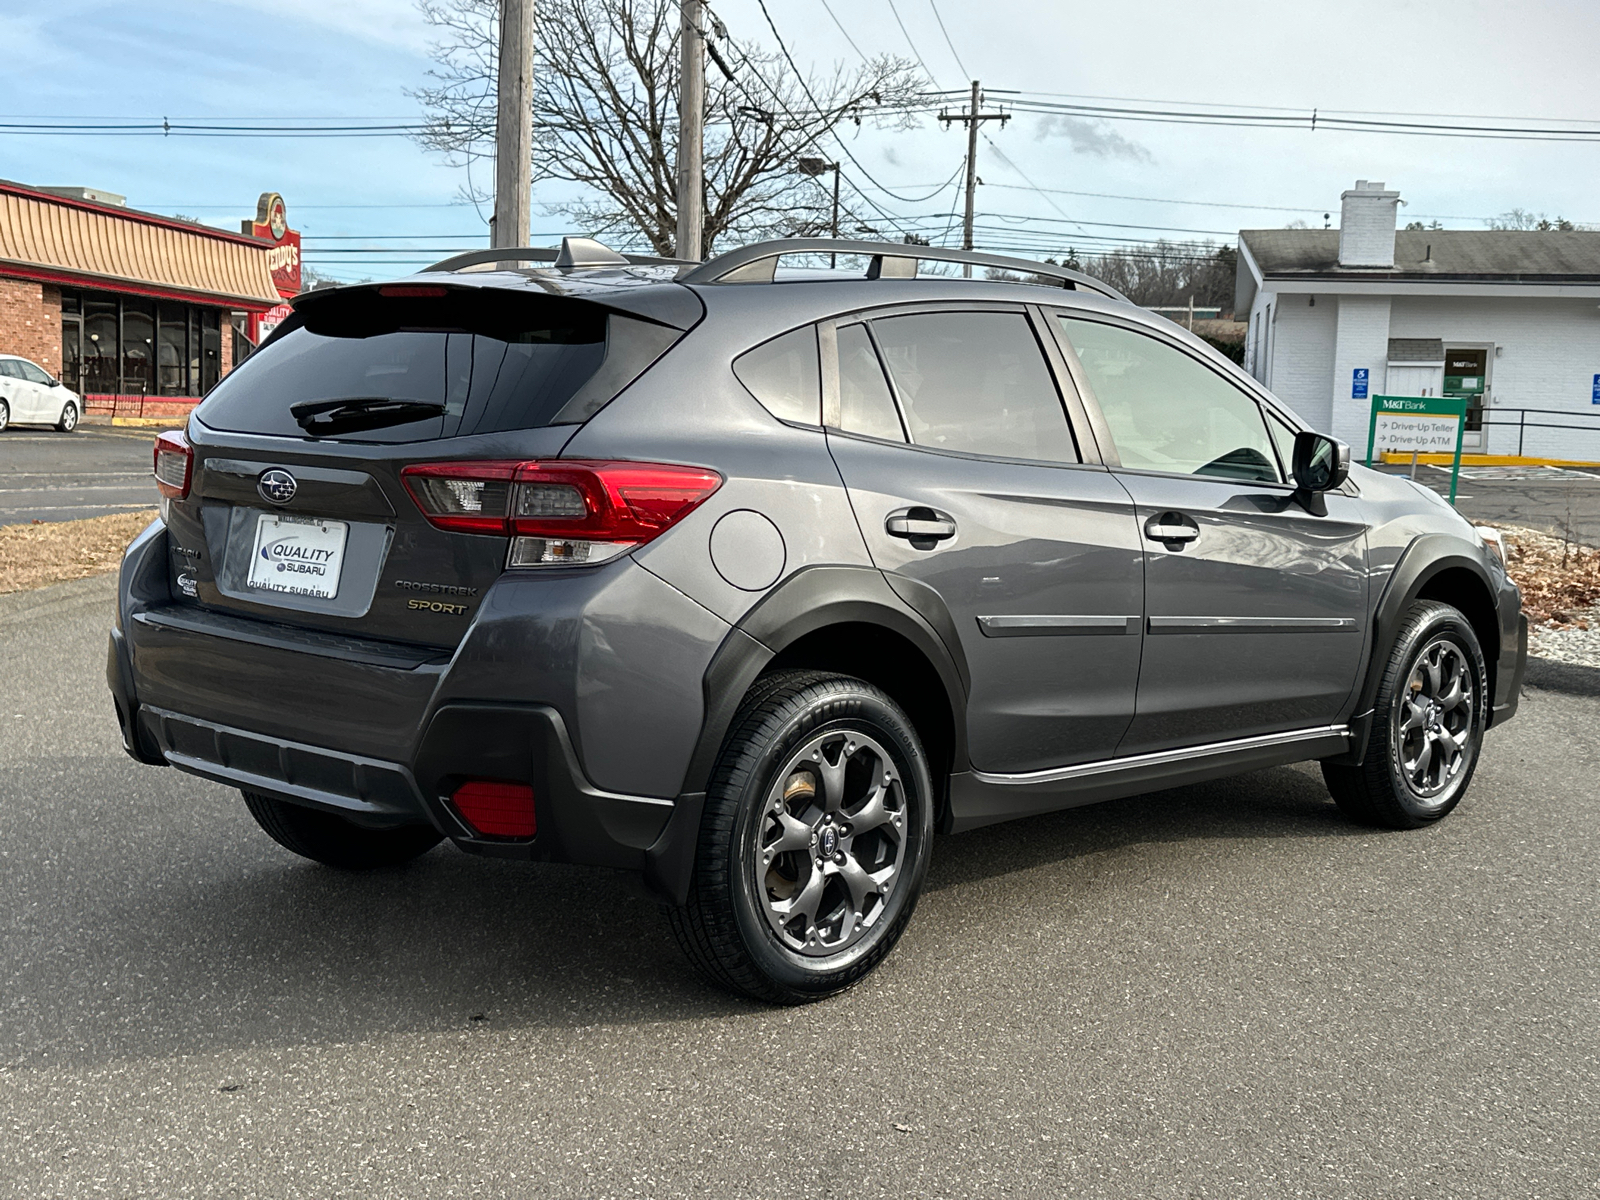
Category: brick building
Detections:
[
  {"x1": 1237, "y1": 180, "x2": 1600, "y2": 462},
  {"x1": 0, "y1": 181, "x2": 296, "y2": 412}
]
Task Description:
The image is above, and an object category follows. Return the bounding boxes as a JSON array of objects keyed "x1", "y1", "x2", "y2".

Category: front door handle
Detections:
[
  {"x1": 1144, "y1": 511, "x2": 1200, "y2": 546},
  {"x1": 886, "y1": 506, "x2": 957, "y2": 549}
]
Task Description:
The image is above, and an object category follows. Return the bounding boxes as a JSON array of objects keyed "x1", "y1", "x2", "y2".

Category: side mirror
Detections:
[
  {"x1": 1291, "y1": 432, "x2": 1350, "y2": 515},
  {"x1": 48, "y1": 378, "x2": 61, "y2": 387}
]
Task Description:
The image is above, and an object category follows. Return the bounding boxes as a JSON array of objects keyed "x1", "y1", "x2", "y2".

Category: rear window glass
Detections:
[
  {"x1": 733, "y1": 326, "x2": 820, "y2": 424},
  {"x1": 197, "y1": 290, "x2": 610, "y2": 442},
  {"x1": 871, "y1": 312, "x2": 1077, "y2": 463}
]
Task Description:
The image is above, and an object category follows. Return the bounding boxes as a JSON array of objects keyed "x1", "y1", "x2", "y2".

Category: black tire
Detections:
[
  {"x1": 241, "y1": 789, "x2": 443, "y2": 869},
  {"x1": 0, "y1": 399, "x2": 9, "y2": 432},
  {"x1": 55, "y1": 401, "x2": 78, "y2": 433},
  {"x1": 1323, "y1": 600, "x2": 1488, "y2": 830},
  {"x1": 669, "y1": 670, "x2": 936, "y2": 1005}
]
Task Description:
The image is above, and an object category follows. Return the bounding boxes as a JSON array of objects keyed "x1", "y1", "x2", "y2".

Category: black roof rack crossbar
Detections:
[
  {"x1": 425, "y1": 237, "x2": 692, "y2": 274},
  {"x1": 677, "y1": 237, "x2": 1130, "y2": 303}
]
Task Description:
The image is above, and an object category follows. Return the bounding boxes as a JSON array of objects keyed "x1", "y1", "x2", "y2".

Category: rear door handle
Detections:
[
  {"x1": 886, "y1": 507, "x2": 957, "y2": 548},
  {"x1": 1144, "y1": 511, "x2": 1200, "y2": 545}
]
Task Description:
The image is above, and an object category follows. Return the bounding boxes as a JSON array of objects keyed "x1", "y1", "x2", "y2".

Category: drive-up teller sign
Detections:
[{"x1": 1364, "y1": 394, "x2": 1467, "y2": 504}]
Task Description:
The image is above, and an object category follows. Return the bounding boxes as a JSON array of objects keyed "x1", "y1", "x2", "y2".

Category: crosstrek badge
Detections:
[{"x1": 246, "y1": 513, "x2": 348, "y2": 600}]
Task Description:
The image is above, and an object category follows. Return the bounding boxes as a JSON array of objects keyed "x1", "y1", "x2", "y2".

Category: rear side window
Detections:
[
  {"x1": 733, "y1": 326, "x2": 820, "y2": 424},
  {"x1": 0, "y1": 361, "x2": 22, "y2": 379},
  {"x1": 871, "y1": 312, "x2": 1078, "y2": 463},
  {"x1": 1059, "y1": 316, "x2": 1280, "y2": 483},
  {"x1": 197, "y1": 290, "x2": 620, "y2": 442},
  {"x1": 836, "y1": 323, "x2": 904, "y2": 442}
]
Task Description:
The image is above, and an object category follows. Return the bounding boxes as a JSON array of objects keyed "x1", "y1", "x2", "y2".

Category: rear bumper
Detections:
[{"x1": 107, "y1": 517, "x2": 721, "y2": 903}]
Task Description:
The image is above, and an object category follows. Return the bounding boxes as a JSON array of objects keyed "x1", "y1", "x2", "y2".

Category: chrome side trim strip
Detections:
[
  {"x1": 1148, "y1": 616, "x2": 1357, "y2": 633},
  {"x1": 977, "y1": 614, "x2": 1140, "y2": 637},
  {"x1": 973, "y1": 724, "x2": 1349, "y2": 787}
]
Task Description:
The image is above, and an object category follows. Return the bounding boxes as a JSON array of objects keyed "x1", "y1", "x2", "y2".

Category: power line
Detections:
[
  {"x1": 884, "y1": 0, "x2": 941, "y2": 87},
  {"x1": 926, "y1": 0, "x2": 970, "y2": 81},
  {"x1": 815, "y1": 0, "x2": 871, "y2": 65}
]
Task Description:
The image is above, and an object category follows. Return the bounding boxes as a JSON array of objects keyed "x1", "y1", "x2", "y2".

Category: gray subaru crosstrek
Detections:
[{"x1": 108, "y1": 237, "x2": 1526, "y2": 1004}]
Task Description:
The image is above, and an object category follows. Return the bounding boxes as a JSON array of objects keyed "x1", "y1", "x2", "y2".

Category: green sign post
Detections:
[{"x1": 1363, "y1": 393, "x2": 1468, "y2": 505}]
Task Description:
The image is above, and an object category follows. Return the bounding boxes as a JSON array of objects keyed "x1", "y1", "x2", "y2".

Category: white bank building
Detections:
[{"x1": 1236, "y1": 181, "x2": 1600, "y2": 461}]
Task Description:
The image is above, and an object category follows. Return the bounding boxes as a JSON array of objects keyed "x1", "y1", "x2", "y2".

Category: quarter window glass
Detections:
[
  {"x1": 836, "y1": 322, "x2": 904, "y2": 441},
  {"x1": 732, "y1": 326, "x2": 820, "y2": 424},
  {"x1": 872, "y1": 312, "x2": 1077, "y2": 463},
  {"x1": 1059, "y1": 317, "x2": 1280, "y2": 482}
]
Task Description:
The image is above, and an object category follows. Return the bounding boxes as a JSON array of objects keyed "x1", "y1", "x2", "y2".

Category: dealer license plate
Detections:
[{"x1": 246, "y1": 513, "x2": 348, "y2": 600}]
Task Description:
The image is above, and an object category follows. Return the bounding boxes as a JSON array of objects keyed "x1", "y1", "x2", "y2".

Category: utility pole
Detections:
[
  {"x1": 493, "y1": 0, "x2": 534, "y2": 254},
  {"x1": 939, "y1": 81, "x2": 1009, "y2": 276},
  {"x1": 676, "y1": 0, "x2": 705, "y2": 261}
]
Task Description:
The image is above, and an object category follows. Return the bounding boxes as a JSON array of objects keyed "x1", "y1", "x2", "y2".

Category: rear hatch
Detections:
[{"x1": 160, "y1": 280, "x2": 695, "y2": 649}]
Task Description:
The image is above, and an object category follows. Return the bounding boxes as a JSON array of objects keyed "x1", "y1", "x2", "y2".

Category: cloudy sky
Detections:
[{"x1": 2, "y1": 0, "x2": 1596, "y2": 280}]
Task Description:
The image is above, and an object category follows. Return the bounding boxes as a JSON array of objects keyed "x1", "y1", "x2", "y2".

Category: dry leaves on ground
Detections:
[
  {"x1": 0, "y1": 511, "x2": 158, "y2": 595},
  {"x1": 1503, "y1": 526, "x2": 1600, "y2": 629}
]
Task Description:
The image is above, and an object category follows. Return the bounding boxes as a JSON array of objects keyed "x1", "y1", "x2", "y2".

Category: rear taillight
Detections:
[
  {"x1": 401, "y1": 460, "x2": 723, "y2": 567},
  {"x1": 451, "y1": 779, "x2": 536, "y2": 838},
  {"x1": 153, "y1": 429, "x2": 192, "y2": 500}
]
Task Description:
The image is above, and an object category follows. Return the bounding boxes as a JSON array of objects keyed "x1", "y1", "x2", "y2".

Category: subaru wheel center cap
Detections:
[
  {"x1": 258, "y1": 469, "x2": 298, "y2": 505},
  {"x1": 819, "y1": 826, "x2": 839, "y2": 858}
]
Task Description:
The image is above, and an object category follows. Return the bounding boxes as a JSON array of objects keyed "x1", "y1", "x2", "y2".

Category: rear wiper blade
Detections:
[{"x1": 290, "y1": 397, "x2": 446, "y2": 435}]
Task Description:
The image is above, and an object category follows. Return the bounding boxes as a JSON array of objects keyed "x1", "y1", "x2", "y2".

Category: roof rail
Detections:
[
  {"x1": 425, "y1": 236, "x2": 692, "y2": 274},
  {"x1": 677, "y1": 237, "x2": 1130, "y2": 302}
]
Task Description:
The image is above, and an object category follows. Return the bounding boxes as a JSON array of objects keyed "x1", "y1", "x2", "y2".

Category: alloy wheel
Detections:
[
  {"x1": 1394, "y1": 635, "x2": 1475, "y2": 799},
  {"x1": 753, "y1": 729, "x2": 908, "y2": 957}
]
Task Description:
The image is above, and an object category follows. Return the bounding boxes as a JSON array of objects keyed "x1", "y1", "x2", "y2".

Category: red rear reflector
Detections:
[
  {"x1": 378, "y1": 284, "x2": 449, "y2": 298},
  {"x1": 153, "y1": 429, "x2": 192, "y2": 499},
  {"x1": 451, "y1": 779, "x2": 536, "y2": 838}
]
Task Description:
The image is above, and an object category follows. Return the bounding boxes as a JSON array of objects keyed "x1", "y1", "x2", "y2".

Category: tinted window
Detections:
[
  {"x1": 871, "y1": 312, "x2": 1077, "y2": 463},
  {"x1": 0, "y1": 360, "x2": 22, "y2": 379},
  {"x1": 17, "y1": 360, "x2": 54, "y2": 384},
  {"x1": 836, "y1": 323, "x2": 904, "y2": 441},
  {"x1": 1059, "y1": 317, "x2": 1280, "y2": 482},
  {"x1": 198, "y1": 290, "x2": 609, "y2": 442},
  {"x1": 733, "y1": 326, "x2": 820, "y2": 424}
]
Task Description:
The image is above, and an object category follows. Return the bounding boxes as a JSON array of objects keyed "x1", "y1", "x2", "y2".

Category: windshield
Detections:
[{"x1": 197, "y1": 290, "x2": 611, "y2": 442}]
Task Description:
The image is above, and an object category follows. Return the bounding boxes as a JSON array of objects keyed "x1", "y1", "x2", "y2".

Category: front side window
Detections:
[
  {"x1": 1058, "y1": 316, "x2": 1280, "y2": 482},
  {"x1": 733, "y1": 325, "x2": 820, "y2": 424},
  {"x1": 17, "y1": 360, "x2": 54, "y2": 385},
  {"x1": 872, "y1": 311, "x2": 1077, "y2": 463}
]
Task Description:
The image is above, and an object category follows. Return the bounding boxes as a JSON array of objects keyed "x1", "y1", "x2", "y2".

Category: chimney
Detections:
[{"x1": 1338, "y1": 180, "x2": 1400, "y2": 268}]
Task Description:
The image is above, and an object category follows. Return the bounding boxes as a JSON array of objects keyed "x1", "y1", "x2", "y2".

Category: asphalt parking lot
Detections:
[
  {"x1": 0, "y1": 426, "x2": 164, "y2": 526},
  {"x1": 2, "y1": 576, "x2": 1596, "y2": 1198}
]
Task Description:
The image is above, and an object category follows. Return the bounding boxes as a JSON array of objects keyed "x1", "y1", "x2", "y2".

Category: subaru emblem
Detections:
[{"x1": 258, "y1": 469, "x2": 298, "y2": 505}]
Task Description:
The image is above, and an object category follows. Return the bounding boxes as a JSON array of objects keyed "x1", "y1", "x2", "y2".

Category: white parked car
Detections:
[{"x1": 0, "y1": 354, "x2": 80, "y2": 432}]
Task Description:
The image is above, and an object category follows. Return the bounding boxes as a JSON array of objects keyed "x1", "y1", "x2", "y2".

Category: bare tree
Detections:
[
  {"x1": 412, "y1": 0, "x2": 925, "y2": 256},
  {"x1": 1489, "y1": 207, "x2": 1577, "y2": 231}
]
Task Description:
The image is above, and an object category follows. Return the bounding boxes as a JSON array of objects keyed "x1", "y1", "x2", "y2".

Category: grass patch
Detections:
[{"x1": 0, "y1": 511, "x2": 159, "y2": 594}]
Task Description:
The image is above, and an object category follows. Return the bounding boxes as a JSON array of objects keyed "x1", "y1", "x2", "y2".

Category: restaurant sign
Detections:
[{"x1": 243, "y1": 192, "x2": 301, "y2": 299}]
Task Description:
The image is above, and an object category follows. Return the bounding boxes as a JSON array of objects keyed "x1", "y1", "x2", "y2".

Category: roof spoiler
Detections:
[{"x1": 678, "y1": 237, "x2": 1130, "y2": 303}]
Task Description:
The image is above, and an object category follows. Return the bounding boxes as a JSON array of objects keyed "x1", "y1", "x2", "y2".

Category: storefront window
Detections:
[
  {"x1": 61, "y1": 289, "x2": 231, "y2": 395},
  {"x1": 121, "y1": 298, "x2": 155, "y2": 395},
  {"x1": 83, "y1": 297, "x2": 119, "y2": 393},
  {"x1": 157, "y1": 304, "x2": 188, "y2": 395},
  {"x1": 201, "y1": 310, "x2": 222, "y2": 393}
]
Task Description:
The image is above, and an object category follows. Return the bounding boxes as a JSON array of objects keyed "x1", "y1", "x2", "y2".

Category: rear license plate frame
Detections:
[{"x1": 246, "y1": 512, "x2": 349, "y2": 600}]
